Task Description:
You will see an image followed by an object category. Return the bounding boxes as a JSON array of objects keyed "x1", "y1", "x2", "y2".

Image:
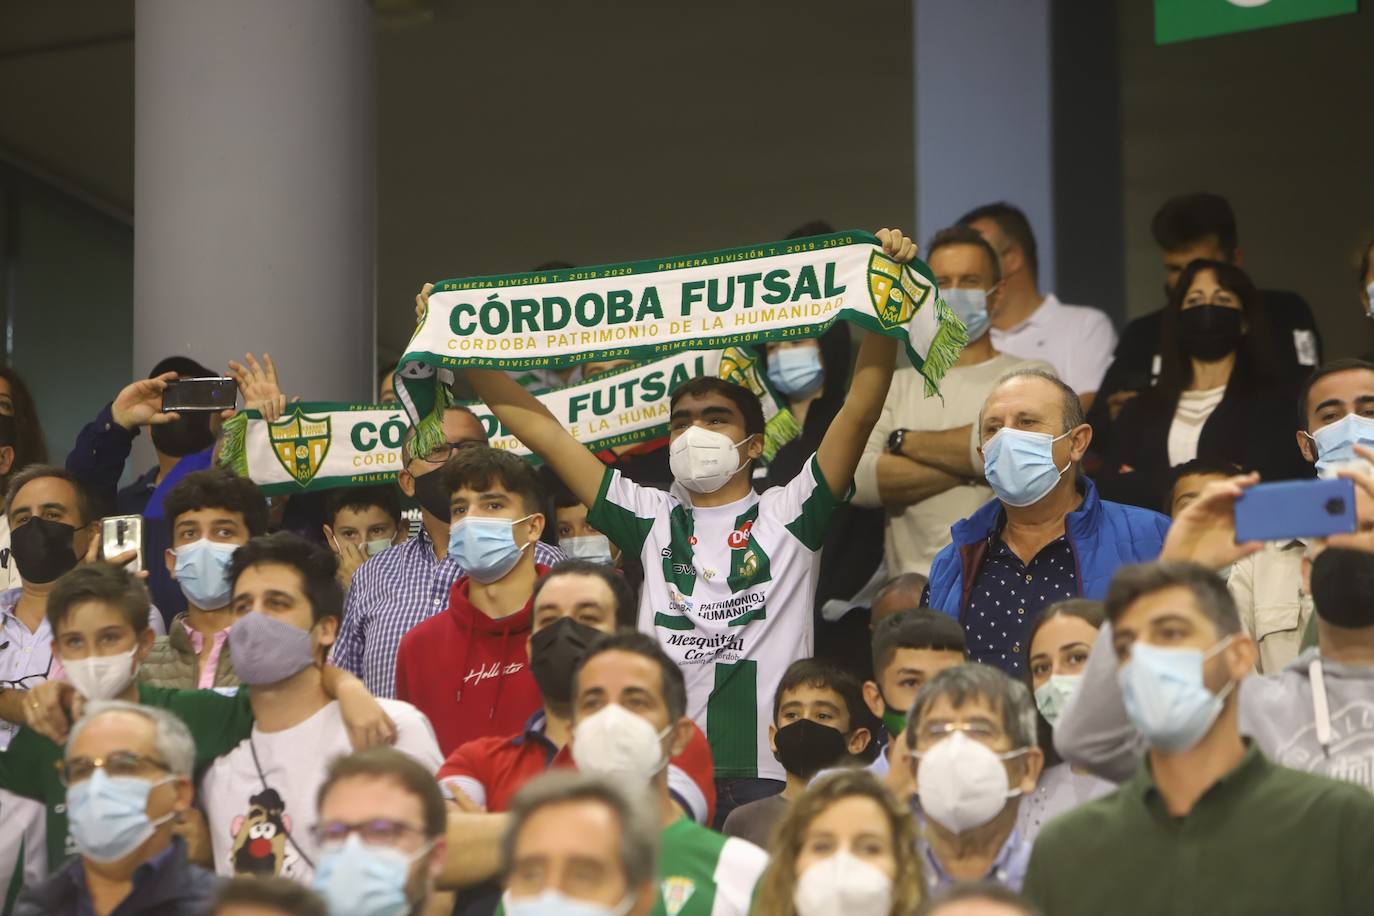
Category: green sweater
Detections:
[
  {"x1": 0, "y1": 685, "x2": 253, "y2": 879},
  {"x1": 1023, "y1": 742, "x2": 1374, "y2": 916}
]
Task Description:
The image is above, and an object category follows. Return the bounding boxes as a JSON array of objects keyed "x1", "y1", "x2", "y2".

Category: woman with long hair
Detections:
[
  {"x1": 1098, "y1": 259, "x2": 1308, "y2": 509},
  {"x1": 0, "y1": 367, "x2": 48, "y2": 487},
  {"x1": 1017, "y1": 599, "x2": 1114, "y2": 844},
  {"x1": 753, "y1": 769, "x2": 923, "y2": 916}
]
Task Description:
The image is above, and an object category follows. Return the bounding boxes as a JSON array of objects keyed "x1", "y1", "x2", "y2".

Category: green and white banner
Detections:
[
  {"x1": 467, "y1": 347, "x2": 798, "y2": 464},
  {"x1": 218, "y1": 404, "x2": 410, "y2": 495},
  {"x1": 396, "y1": 230, "x2": 965, "y2": 453},
  {"x1": 219, "y1": 347, "x2": 798, "y2": 493}
]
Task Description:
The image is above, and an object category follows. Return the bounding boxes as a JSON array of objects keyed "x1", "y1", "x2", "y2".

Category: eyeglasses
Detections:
[
  {"x1": 416, "y1": 439, "x2": 483, "y2": 465},
  {"x1": 61, "y1": 751, "x2": 170, "y2": 786},
  {"x1": 913, "y1": 720, "x2": 1005, "y2": 749},
  {"x1": 0, "y1": 672, "x2": 51, "y2": 692},
  {"x1": 311, "y1": 818, "x2": 429, "y2": 849}
]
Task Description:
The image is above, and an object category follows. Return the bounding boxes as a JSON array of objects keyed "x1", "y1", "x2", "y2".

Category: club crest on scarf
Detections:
[
  {"x1": 269, "y1": 408, "x2": 333, "y2": 487},
  {"x1": 868, "y1": 249, "x2": 928, "y2": 331}
]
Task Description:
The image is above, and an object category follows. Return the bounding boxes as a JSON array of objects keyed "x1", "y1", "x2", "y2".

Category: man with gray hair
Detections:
[
  {"x1": 925, "y1": 369, "x2": 1169, "y2": 676},
  {"x1": 501, "y1": 771, "x2": 660, "y2": 916},
  {"x1": 905, "y1": 663, "x2": 1043, "y2": 893},
  {"x1": 14, "y1": 700, "x2": 219, "y2": 915}
]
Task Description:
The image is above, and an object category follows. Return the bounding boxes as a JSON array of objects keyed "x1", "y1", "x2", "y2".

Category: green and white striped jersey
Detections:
[
  {"x1": 654, "y1": 817, "x2": 768, "y2": 916},
  {"x1": 589, "y1": 455, "x2": 843, "y2": 780}
]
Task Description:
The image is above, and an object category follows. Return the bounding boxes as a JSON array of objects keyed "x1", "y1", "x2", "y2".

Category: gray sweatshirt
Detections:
[{"x1": 1054, "y1": 625, "x2": 1374, "y2": 793}]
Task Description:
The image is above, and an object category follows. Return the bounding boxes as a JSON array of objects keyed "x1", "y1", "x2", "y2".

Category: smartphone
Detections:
[
  {"x1": 1234, "y1": 478, "x2": 1357, "y2": 543},
  {"x1": 101, "y1": 515, "x2": 143, "y2": 573},
  {"x1": 162, "y1": 377, "x2": 238, "y2": 412}
]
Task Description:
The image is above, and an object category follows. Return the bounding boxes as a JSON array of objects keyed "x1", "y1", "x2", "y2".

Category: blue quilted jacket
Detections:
[{"x1": 926, "y1": 477, "x2": 1171, "y2": 622}]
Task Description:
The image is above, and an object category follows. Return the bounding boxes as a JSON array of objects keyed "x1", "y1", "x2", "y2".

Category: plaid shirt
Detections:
[{"x1": 333, "y1": 527, "x2": 566, "y2": 697}]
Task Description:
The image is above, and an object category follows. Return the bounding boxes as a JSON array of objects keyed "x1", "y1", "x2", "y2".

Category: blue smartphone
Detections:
[{"x1": 1233, "y1": 478, "x2": 1357, "y2": 543}]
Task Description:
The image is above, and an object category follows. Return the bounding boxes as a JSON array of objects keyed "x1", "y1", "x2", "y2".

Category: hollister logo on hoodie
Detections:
[{"x1": 392, "y1": 567, "x2": 548, "y2": 755}]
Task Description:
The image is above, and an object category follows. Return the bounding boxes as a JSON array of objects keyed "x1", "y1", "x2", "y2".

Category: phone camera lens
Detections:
[{"x1": 1325, "y1": 498, "x2": 1345, "y2": 515}]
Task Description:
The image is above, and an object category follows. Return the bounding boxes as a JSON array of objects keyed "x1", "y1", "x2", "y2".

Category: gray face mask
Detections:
[{"x1": 228, "y1": 612, "x2": 317, "y2": 685}]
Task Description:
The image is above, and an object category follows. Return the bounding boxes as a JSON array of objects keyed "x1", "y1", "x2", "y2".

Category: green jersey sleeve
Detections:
[
  {"x1": 778, "y1": 454, "x2": 848, "y2": 552},
  {"x1": 588, "y1": 465, "x2": 670, "y2": 560},
  {"x1": 137, "y1": 684, "x2": 254, "y2": 768}
]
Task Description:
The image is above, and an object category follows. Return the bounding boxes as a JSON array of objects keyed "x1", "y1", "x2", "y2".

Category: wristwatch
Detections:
[{"x1": 887, "y1": 428, "x2": 908, "y2": 455}]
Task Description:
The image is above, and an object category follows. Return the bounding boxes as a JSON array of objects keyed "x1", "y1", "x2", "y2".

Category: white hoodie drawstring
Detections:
[{"x1": 1310, "y1": 654, "x2": 1331, "y2": 755}]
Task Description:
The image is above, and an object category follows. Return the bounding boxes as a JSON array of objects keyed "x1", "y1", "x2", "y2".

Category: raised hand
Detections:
[
  {"x1": 876, "y1": 228, "x2": 918, "y2": 264},
  {"x1": 110, "y1": 372, "x2": 181, "y2": 430},
  {"x1": 227, "y1": 352, "x2": 287, "y2": 422},
  {"x1": 1159, "y1": 472, "x2": 1264, "y2": 570}
]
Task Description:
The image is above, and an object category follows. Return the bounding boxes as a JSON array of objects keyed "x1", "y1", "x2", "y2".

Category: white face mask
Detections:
[
  {"x1": 669, "y1": 426, "x2": 751, "y2": 494},
  {"x1": 63, "y1": 647, "x2": 139, "y2": 700},
  {"x1": 571, "y1": 703, "x2": 672, "y2": 784},
  {"x1": 915, "y1": 731, "x2": 1026, "y2": 834},
  {"x1": 365, "y1": 537, "x2": 394, "y2": 557},
  {"x1": 792, "y1": 851, "x2": 894, "y2": 916}
]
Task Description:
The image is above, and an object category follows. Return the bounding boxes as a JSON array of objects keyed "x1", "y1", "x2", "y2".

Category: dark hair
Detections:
[
  {"x1": 669, "y1": 377, "x2": 765, "y2": 438},
  {"x1": 574, "y1": 630, "x2": 687, "y2": 722},
  {"x1": 441, "y1": 445, "x2": 544, "y2": 516},
  {"x1": 378, "y1": 360, "x2": 397, "y2": 387},
  {"x1": 1153, "y1": 259, "x2": 1281, "y2": 404},
  {"x1": 209, "y1": 876, "x2": 328, "y2": 916},
  {"x1": 1297, "y1": 358, "x2": 1374, "y2": 431},
  {"x1": 914, "y1": 881, "x2": 1043, "y2": 916},
  {"x1": 324, "y1": 485, "x2": 402, "y2": 528},
  {"x1": 227, "y1": 532, "x2": 344, "y2": 624},
  {"x1": 317, "y1": 747, "x2": 447, "y2": 839},
  {"x1": 47, "y1": 565, "x2": 151, "y2": 636},
  {"x1": 0, "y1": 367, "x2": 49, "y2": 478},
  {"x1": 957, "y1": 202, "x2": 1039, "y2": 280},
  {"x1": 164, "y1": 470, "x2": 269, "y2": 541},
  {"x1": 924, "y1": 225, "x2": 1002, "y2": 286},
  {"x1": 1024, "y1": 599, "x2": 1105, "y2": 766},
  {"x1": 534, "y1": 560, "x2": 638, "y2": 630},
  {"x1": 771, "y1": 658, "x2": 866, "y2": 731},
  {"x1": 4, "y1": 465, "x2": 92, "y2": 526},
  {"x1": 871, "y1": 608, "x2": 966, "y2": 678},
  {"x1": 149, "y1": 355, "x2": 212, "y2": 379},
  {"x1": 539, "y1": 465, "x2": 582, "y2": 511},
  {"x1": 1104, "y1": 561, "x2": 1240, "y2": 637},
  {"x1": 785, "y1": 221, "x2": 835, "y2": 240},
  {"x1": 1150, "y1": 192, "x2": 1238, "y2": 259},
  {"x1": 1165, "y1": 458, "x2": 1245, "y2": 514}
]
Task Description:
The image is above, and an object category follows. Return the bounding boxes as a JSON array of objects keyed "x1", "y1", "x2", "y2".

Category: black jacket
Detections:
[
  {"x1": 14, "y1": 839, "x2": 219, "y2": 916},
  {"x1": 1096, "y1": 375, "x2": 1311, "y2": 511},
  {"x1": 1088, "y1": 288, "x2": 1319, "y2": 460}
]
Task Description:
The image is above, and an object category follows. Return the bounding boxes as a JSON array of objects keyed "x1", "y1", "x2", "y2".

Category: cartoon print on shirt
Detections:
[{"x1": 229, "y1": 788, "x2": 298, "y2": 877}]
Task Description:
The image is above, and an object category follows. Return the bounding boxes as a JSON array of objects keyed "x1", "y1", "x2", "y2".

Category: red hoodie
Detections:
[{"x1": 394, "y1": 568, "x2": 547, "y2": 755}]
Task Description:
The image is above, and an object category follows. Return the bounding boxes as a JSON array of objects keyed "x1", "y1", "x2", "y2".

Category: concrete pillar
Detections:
[
  {"x1": 134, "y1": 0, "x2": 375, "y2": 401},
  {"x1": 913, "y1": 0, "x2": 1056, "y2": 292}
]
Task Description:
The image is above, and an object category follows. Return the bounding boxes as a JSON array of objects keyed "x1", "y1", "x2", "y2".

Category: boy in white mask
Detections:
[{"x1": 455, "y1": 227, "x2": 916, "y2": 824}]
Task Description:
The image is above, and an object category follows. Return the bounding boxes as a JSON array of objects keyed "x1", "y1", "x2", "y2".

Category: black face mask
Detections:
[
  {"x1": 773, "y1": 718, "x2": 850, "y2": 779},
  {"x1": 530, "y1": 617, "x2": 602, "y2": 705},
  {"x1": 1178, "y1": 305, "x2": 1244, "y2": 362},
  {"x1": 1310, "y1": 547, "x2": 1374, "y2": 629},
  {"x1": 10, "y1": 517, "x2": 79, "y2": 585},
  {"x1": 150, "y1": 413, "x2": 215, "y2": 458},
  {"x1": 411, "y1": 468, "x2": 452, "y2": 521}
]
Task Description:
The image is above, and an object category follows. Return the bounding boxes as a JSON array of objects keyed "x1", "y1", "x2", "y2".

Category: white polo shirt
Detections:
[{"x1": 990, "y1": 293, "x2": 1117, "y2": 396}]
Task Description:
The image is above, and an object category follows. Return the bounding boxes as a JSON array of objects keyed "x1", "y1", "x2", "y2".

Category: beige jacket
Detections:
[{"x1": 1227, "y1": 539, "x2": 1313, "y2": 675}]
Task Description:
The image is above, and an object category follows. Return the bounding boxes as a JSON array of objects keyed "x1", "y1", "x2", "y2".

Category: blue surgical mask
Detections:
[
  {"x1": 982, "y1": 428, "x2": 1071, "y2": 508},
  {"x1": 943, "y1": 288, "x2": 991, "y2": 341},
  {"x1": 1118, "y1": 638, "x2": 1234, "y2": 752},
  {"x1": 561, "y1": 533, "x2": 615, "y2": 566},
  {"x1": 366, "y1": 537, "x2": 394, "y2": 557},
  {"x1": 767, "y1": 346, "x2": 824, "y2": 397},
  {"x1": 448, "y1": 514, "x2": 534, "y2": 583},
  {"x1": 173, "y1": 538, "x2": 239, "y2": 609},
  {"x1": 1310, "y1": 413, "x2": 1374, "y2": 478},
  {"x1": 503, "y1": 890, "x2": 633, "y2": 916},
  {"x1": 314, "y1": 833, "x2": 427, "y2": 916},
  {"x1": 67, "y1": 769, "x2": 176, "y2": 863},
  {"x1": 1033, "y1": 673, "x2": 1081, "y2": 728}
]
